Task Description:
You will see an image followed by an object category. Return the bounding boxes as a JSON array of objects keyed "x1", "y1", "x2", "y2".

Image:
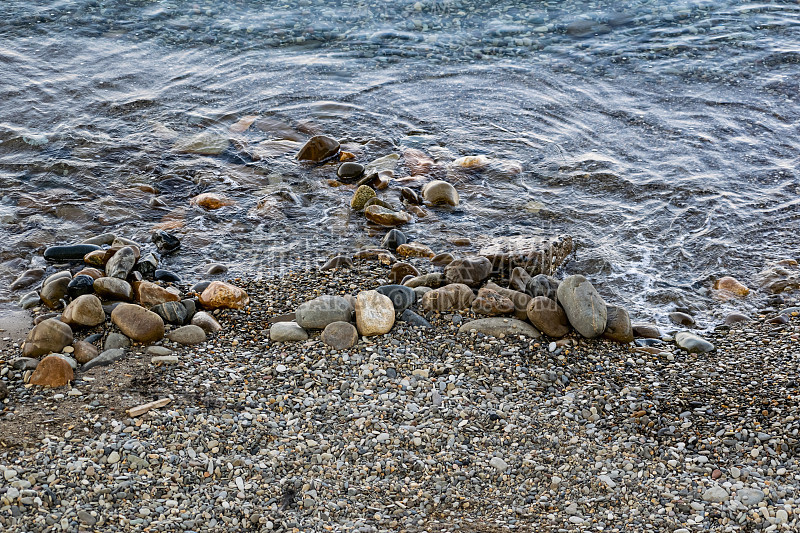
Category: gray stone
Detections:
[
  {"x1": 375, "y1": 285, "x2": 416, "y2": 312},
  {"x1": 444, "y1": 257, "x2": 492, "y2": 287},
  {"x1": 321, "y1": 256, "x2": 353, "y2": 271},
  {"x1": 422, "y1": 180, "x2": 459, "y2": 206},
  {"x1": 104, "y1": 332, "x2": 131, "y2": 351},
  {"x1": 152, "y1": 355, "x2": 179, "y2": 365},
  {"x1": 269, "y1": 322, "x2": 309, "y2": 342},
  {"x1": 669, "y1": 311, "x2": 695, "y2": 327},
  {"x1": 51, "y1": 353, "x2": 78, "y2": 370},
  {"x1": 167, "y1": 325, "x2": 207, "y2": 345},
  {"x1": 603, "y1": 305, "x2": 634, "y2": 343},
  {"x1": 81, "y1": 232, "x2": 116, "y2": 246},
  {"x1": 191, "y1": 311, "x2": 221, "y2": 333},
  {"x1": 675, "y1": 331, "x2": 715, "y2": 353},
  {"x1": 403, "y1": 273, "x2": 444, "y2": 289},
  {"x1": 147, "y1": 346, "x2": 173, "y2": 356},
  {"x1": 737, "y1": 488, "x2": 764, "y2": 507},
  {"x1": 12, "y1": 357, "x2": 39, "y2": 371},
  {"x1": 526, "y1": 274, "x2": 559, "y2": 300},
  {"x1": 399, "y1": 309, "x2": 432, "y2": 329},
  {"x1": 321, "y1": 321, "x2": 358, "y2": 350},
  {"x1": 151, "y1": 301, "x2": 188, "y2": 324},
  {"x1": 9, "y1": 268, "x2": 45, "y2": 291},
  {"x1": 105, "y1": 246, "x2": 137, "y2": 279},
  {"x1": 181, "y1": 299, "x2": 196, "y2": 323},
  {"x1": 557, "y1": 275, "x2": 607, "y2": 338},
  {"x1": 19, "y1": 291, "x2": 41, "y2": 309},
  {"x1": 82, "y1": 348, "x2": 126, "y2": 371},
  {"x1": 381, "y1": 229, "x2": 406, "y2": 252},
  {"x1": 632, "y1": 324, "x2": 661, "y2": 339},
  {"x1": 458, "y1": 318, "x2": 540, "y2": 339},
  {"x1": 295, "y1": 295, "x2": 353, "y2": 329}
]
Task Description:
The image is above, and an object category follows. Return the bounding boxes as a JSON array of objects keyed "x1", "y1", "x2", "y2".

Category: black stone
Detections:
[
  {"x1": 385, "y1": 367, "x2": 397, "y2": 379},
  {"x1": 400, "y1": 187, "x2": 422, "y2": 205},
  {"x1": 154, "y1": 269, "x2": 181, "y2": 283},
  {"x1": 151, "y1": 231, "x2": 181, "y2": 254},
  {"x1": 376, "y1": 285, "x2": 416, "y2": 312},
  {"x1": 191, "y1": 280, "x2": 212, "y2": 294},
  {"x1": 635, "y1": 338, "x2": 664, "y2": 347},
  {"x1": 399, "y1": 309, "x2": 432, "y2": 328},
  {"x1": 526, "y1": 274, "x2": 559, "y2": 300},
  {"x1": 337, "y1": 162, "x2": 364, "y2": 180},
  {"x1": 84, "y1": 333, "x2": 104, "y2": 344},
  {"x1": 181, "y1": 299, "x2": 196, "y2": 324},
  {"x1": 151, "y1": 301, "x2": 188, "y2": 324},
  {"x1": 134, "y1": 253, "x2": 158, "y2": 279},
  {"x1": 43, "y1": 244, "x2": 101, "y2": 261},
  {"x1": 381, "y1": 229, "x2": 406, "y2": 252},
  {"x1": 67, "y1": 275, "x2": 95, "y2": 299}
]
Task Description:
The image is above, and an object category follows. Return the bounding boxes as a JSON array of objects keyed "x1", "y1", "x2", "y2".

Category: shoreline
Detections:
[{"x1": 1, "y1": 262, "x2": 799, "y2": 531}]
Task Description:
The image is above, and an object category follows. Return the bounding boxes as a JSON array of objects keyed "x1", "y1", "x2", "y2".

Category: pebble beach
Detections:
[{"x1": 2, "y1": 257, "x2": 800, "y2": 532}]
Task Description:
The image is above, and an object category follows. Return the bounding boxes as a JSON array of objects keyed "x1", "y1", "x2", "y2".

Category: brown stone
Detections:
[
  {"x1": 73, "y1": 340, "x2": 99, "y2": 364},
  {"x1": 403, "y1": 273, "x2": 445, "y2": 289},
  {"x1": 479, "y1": 234, "x2": 573, "y2": 276},
  {"x1": 191, "y1": 193, "x2": 235, "y2": 210},
  {"x1": 40, "y1": 276, "x2": 71, "y2": 309},
  {"x1": 29, "y1": 355, "x2": 74, "y2": 388},
  {"x1": 296, "y1": 135, "x2": 340, "y2": 162},
  {"x1": 111, "y1": 303, "x2": 165, "y2": 344},
  {"x1": 61, "y1": 294, "x2": 106, "y2": 328},
  {"x1": 603, "y1": 305, "x2": 634, "y2": 343},
  {"x1": 198, "y1": 281, "x2": 250, "y2": 310},
  {"x1": 396, "y1": 242, "x2": 435, "y2": 258},
  {"x1": 484, "y1": 282, "x2": 532, "y2": 321},
  {"x1": 22, "y1": 318, "x2": 74, "y2": 358},
  {"x1": 756, "y1": 259, "x2": 800, "y2": 294},
  {"x1": 713, "y1": 276, "x2": 749, "y2": 297},
  {"x1": 364, "y1": 205, "x2": 412, "y2": 226},
  {"x1": 321, "y1": 321, "x2": 359, "y2": 350},
  {"x1": 389, "y1": 262, "x2": 419, "y2": 284},
  {"x1": 420, "y1": 284, "x2": 475, "y2": 312},
  {"x1": 632, "y1": 324, "x2": 661, "y2": 339},
  {"x1": 134, "y1": 280, "x2": 181, "y2": 308},
  {"x1": 93, "y1": 277, "x2": 133, "y2": 301},
  {"x1": 75, "y1": 267, "x2": 104, "y2": 280},
  {"x1": 444, "y1": 256, "x2": 492, "y2": 287},
  {"x1": 431, "y1": 253, "x2": 455, "y2": 267},
  {"x1": 526, "y1": 296, "x2": 570, "y2": 338},
  {"x1": 321, "y1": 255, "x2": 354, "y2": 271},
  {"x1": 471, "y1": 288, "x2": 515, "y2": 316},
  {"x1": 403, "y1": 148, "x2": 435, "y2": 176}
]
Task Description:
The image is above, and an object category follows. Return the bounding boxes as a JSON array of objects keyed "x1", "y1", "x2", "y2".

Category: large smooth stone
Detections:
[
  {"x1": 403, "y1": 273, "x2": 445, "y2": 289},
  {"x1": 355, "y1": 290, "x2": 395, "y2": 336},
  {"x1": 29, "y1": 355, "x2": 73, "y2": 388},
  {"x1": 296, "y1": 135, "x2": 339, "y2": 162},
  {"x1": 364, "y1": 205, "x2": 412, "y2": 226},
  {"x1": 67, "y1": 275, "x2": 95, "y2": 299},
  {"x1": 104, "y1": 332, "x2": 131, "y2": 351},
  {"x1": 471, "y1": 288, "x2": 515, "y2": 316},
  {"x1": 420, "y1": 283, "x2": 475, "y2": 312},
  {"x1": 181, "y1": 299, "x2": 196, "y2": 323},
  {"x1": 321, "y1": 255, "x2": 353, "y2": 271},
  {"x1": 81, "y1": 233, "x2": 116, "y2": 246},
  {"x1": 154, "y1": 269, "x2": 181, "y2": 283},
  {"x1": 191, "y1": 311, "x2": 222, "y2": 333},
  {"x1": 10, "y1": 268, "x2": 45, "y2": 291},
  {"x1": 198, "y1": 281, "x2": 249, "y2": 310},
  {"x1": 22, "y1": 318, "x2": 73, "y2": 358},
  {"x1": 376, "y1": 285, "x2": 416, "y2": 312},
  {"x1": 151, "y1": 230, "x2": 181, "y2": 254},
  {"x1": 399, "y1": 309, "x2": 432, "y2": 328},
  {"x1": 675, "y1": 331, "x2": 715, "y2": 353},
  {"x1": 351, "y1": 185, "x2": 376, "y2": 210},
  {"x1": 321, "y1": 321, "x2": 358, "y2": 350},
  {"x1": 19, "y1": 291, "x2": 41, "y2": 309},
  {"x1": 40, "y1": 276, "x2": 71, "y2": 309},
  {"x1": 458, "y1": 318, "x2": 540, "y2": 339},
  {"x1": 173, "y1": 132, "x2": 229, "y2": 154},
  {"x1": 43, "y1": 244, "x2": 100, "y2": 261},
  {"x1": 269, "y1": 322, "x2": 308, "y2": 342},
  {"x1": 479, "y1": 235, "x2": 573, "y2": 276},
  {"x1": 295, "y1": 295, "x2": 353, "y2": 329},
  {"x1": 526, "y1": 274, "x2": 559, "y2": 300},
  {"x1": 75, "y1": 267, "x2": 104, "y2": 280},
  {"x1": 337, "y1": 162, "x2": 364, "y2": 180},
  {"x1": 134, "y1": 280, "x2": 181, "y2": 308},
  {"x1": 756, "y1": 259, "x2": 800, "y2": 294},
  {"x1": 73, "y1": 340, "x2": 99, "y2": 364},
  {"x1": 151, "y1": 301, "x2": 188, "y2": 324},
  {"x1": 669, "y1": 312, "x2": 695, "y2": 327},
  {"x1": 104, "y1": 246, "x2": 137, "y2": 279},
  {"x1": 192, "y1": 192, "x2": 235, "y2": 210},
  {"x1": 111, "y1": 304, "x2": 165, "y2": 344},
  {"x1": 381, "y1": 229, "x2": 407, "y2": 252},
  {"x1": 632, "y1": 324, "x2": 661, "y2": 339},
  {"x1": 93, "y1": 277, "x2": 133, "y2": 301},
  {"x1": 557, "y1": 275, "x2": 607, "y2": 338},
  {"x1": 82, "y1": 348, "x2": 126, "y2": 371},
  {"x1": 61, "y1": 294, "x2": 105, "y2": 328},
  {"x1": 444, "y1": 257, "x2": 492, "y2": 287},
  {"x1": 526, "y1": 296, "x2": 570, "y2": 338},
  {"x1": 422, "y1": 180, "x2": 459, "y2": 206},
  {"x1": 389, "y1": 262, "x2": 419, "y2": 284},
  {"x1": 484, "y1": 282, "x2": 532, "y2": 321},
  {"x1": 403, "y1": 148, "x2": 435, "y2": 175},
  {"x1": 603, "y1": 305, "x2": 634, "y2": 343},
  {"x1": 135, "y1": 253, "x2": 158, "y2": 278},
  {"x1": 167, "y1": 325, "x2": 207, "y2": 345}
]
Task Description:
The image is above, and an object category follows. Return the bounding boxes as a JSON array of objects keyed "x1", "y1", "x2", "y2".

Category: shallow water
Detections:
[{"x1": 1, "y1": 0, "x2": 799, "y2": 327}]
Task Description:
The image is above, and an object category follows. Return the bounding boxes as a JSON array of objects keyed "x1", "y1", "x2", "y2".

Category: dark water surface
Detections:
[{"x1": 1, "y1": 0, "x2": 799, "y2": 327}]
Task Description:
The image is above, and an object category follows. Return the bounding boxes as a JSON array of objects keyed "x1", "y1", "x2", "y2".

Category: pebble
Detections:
[
  {"x1": 321, "y1": 321, "x2": 359, "y2": 350},
  {"x1": 269, "y1": 322, "x2": 309, "y2": 342},
  {"x1": 167, "y1": 325, "x2": 207, "y2": 345},
  {"x1": 675, "y1": 331, "x2": 715, "y2": 353}
]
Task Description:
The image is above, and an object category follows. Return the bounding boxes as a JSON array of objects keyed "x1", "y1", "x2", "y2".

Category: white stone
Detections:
[
  {"x1": 107, "y1": 451, "x2": 120, "y2": 464},
  {"x1": 355, "y1": 290, "x2": 395, "y2": 336},
  {"x1": 702, "y1": 486, "x2": 729, "y2": 503},
  {"x1": 598, "y1": 474, "x2": 616, "y2": 489},
  {"x1": 489, "y1": 457, "x2": 508, "y2": 472}
]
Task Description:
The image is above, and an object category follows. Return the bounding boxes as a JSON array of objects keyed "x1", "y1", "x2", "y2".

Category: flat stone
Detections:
[
  {"x1": 134, "y1": 280, "x2": 181, "y2": 308},
  {"x1": 557, "y1": 275, "x2": 607, "y2": 338},
  {"x1": 110, "y1": 304, "x2": 165, "y2": 344},
  {"x1": 29, "y1": 355, "x2": 73, "y2": 388},
  {"x1": 702, "y1": 486, "x2": 730, "y2": 503},
  {"x1": 81, "y1": 232, "x2": 116, "y2": 246},
  {"x1": 724, "y1": 313, "x2": 750, "y2": 326},
  {"x1": 389, "y1": 262, "x2": 419, "y2": 284},
  {"x1": 364, "y1": 205, "x2": 412, "y2": 226},
  {"x1": 152, "y1": 355, "x2": 179, "y2": 365},
  {"x1": 399, "y1": 309, "x2": 432, "y2": 328},
  {"x1": 12, "y1": 357, "x2": 40, "y2": 371},
  {"x1": 321, "y1": 321, "x2": 359, "y2": 350},
  {"x1": 43, "y1": 244, "x2": 101, "y2": 261},
  {"x1": 444, "y1": 257, "x2": 492, "y2": 287},
  {"x1": 321, "y1": 255, "x2": 353, "y2": 271},
  {"x1": 191, "y1": 311, "x2": 222, "y2": 333},
  {"x1": 198, "y1": 281, "x2": 249, "y2": 310},
  {"x1": 173, "y1": 132, "x2": 229, "y2": 154},
  {"x1": 19, "y1": 291, "x2": 41, "y2": 309},
  {"x1": 61, "y1": 294, "x2": 105, "y2": 328},
  {"x1": 458, "y1": 318, "x2": 540, "y2": 339},
  {"x1": 104, "y1": 332, "x2": 131, "y2": 351},
  {"x1": 670, "y1": 311, "x2": 695, "y2": 327},
  {"x1": 479, "y1": 235, "x2": 573, "y2": 276},
  {"x1": 355, "y1": 290, "x2": 395, "y2": 336},
  {"x1": 22, "y1": 318, "x2": 73, "y2": 358},
  {"x1": 147, "y1": 346, "x2": 173, "y2": 356},
  {"x1": 167, "y1": 325, "x2": 207, "y2": 345},
  {"x1": 632, "y1": 324, "x2": 661, "y2": 339},
  {"x1": 396, "y1": 242, "x2": 435, "y2": 259},
  {"x1": 296, "y1": 295, "x2": 353, "y2": 329},
  {"x1": 82, "y1": 348, "x2": 127, "y2": 371},
  {"x1": 269, "y1": 322, "x2": 309, "y2": 342},
  {"x1": 9, "y1": 268, "x2": 45, "y2": 291},
  {"x1": 364, "y1": 153, "x2": 400, "y2": 175},
  {"x1": 675, "y1": 331, "x2": 715, "y2": 353},
  {"x1": 736, "y1": 488, "x2": 764, "y2": 507},
  {"x1": 603, "y1": 305, "x2": 634, "y2": 343}
]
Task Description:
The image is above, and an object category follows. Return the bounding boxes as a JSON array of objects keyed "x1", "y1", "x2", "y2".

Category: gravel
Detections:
[{"x1": 1, "y1": 262, "x2": 799, "y2": 532}]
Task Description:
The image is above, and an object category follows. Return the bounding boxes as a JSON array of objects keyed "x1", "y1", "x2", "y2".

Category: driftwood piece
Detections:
[{"x1": 126, "y1": 398, "x2": 171, "y2": 418}]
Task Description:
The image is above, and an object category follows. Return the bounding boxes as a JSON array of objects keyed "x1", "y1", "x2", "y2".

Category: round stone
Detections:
[
  {"x1": 354, "y1": 290, "x2": 395, "y2": 336},
  {"x1": 295, "y1": 295, "x2": 353, "y2": 329},
  {"x1": 444, "y1": 256, "x2": 492, "y2": 286},
  {"x1": 296, "y1": 135, "x2": 339, "y2": 162},
  {"x1": 111, "y1": 303, "x2": 165, "y2": 344},
  {"x1": 557, "y1": 275, "x2": 607, "y2": 338},
  {"x1": 191, "y1": 311, "x2": 222, "y2": 333},
  {"x1": 61, "y1": 294, "x2": 106, "y2": 328},
  {"x1": 269, "y1": 322, "x2": 309, "y2": 342},
  {"x1": 350, "y1": 185, "x2": 376, "y2": 210},
  {"x1": 28, "y1": 355, "x2": 74, "y2": 388},
  {"x1": 22, "y1": 318, "x2": 73, "y2": 358},
  {"x1": 321, "y1": 321, "x2": 359, "y2": 350},
  {"x1": 337, "y1": 162, "x2": 364, "y2": 180},
  {"x1": 422, "y1": 180, "x2": 459, "y2": 206}
]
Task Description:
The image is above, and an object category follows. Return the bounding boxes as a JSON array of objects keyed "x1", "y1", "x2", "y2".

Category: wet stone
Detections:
[
  {"x1": 296, "y1": 135, "x2": 339, "y2": 162},
  {"x1": 151, "y1": 230, "x2": 181, "y2": 254},
  {"x1": 337, "y1": 162, "x2": 364, "y2": 180},
  {"x1": 422, "y1": 180, "x2": 459, "y2": 206},
  {"x1": 669, "y1": 311, "x2": 695, "y2": 327},
  {"x1": 364, "y1": 205, "x2": 412, "y2": 226},
  {"x1": 134, "y1": 253, "x2": 158, "y2": 279},
  {"x1": 67, "y1": 275, "x2": 95, "y2": 299},
  {"x1": 376, "y1": 285, "x2": 416, "y2": 312},
  {"x1": 381, "y1": 229, "x2": 407, "y2": 251},
  {"x1": 43, "y1": 244, "x2": 101, "y2": 261},
  {"x1": 105, "y1": 246, "x2": 137, "y2": 280},
  {"x1": 321, "y1": 255, "x2": 353, "y2": 271},
  {"x1": 400, "y1": 187, "x2": 422, "y2": 205},
  {"x1": 152, "y1": 301, "x2": 188, "y2": 324},
  {"x1": 154, "y1": 269, "x2": 181, "y2": 283},
  {"x1": 388, "y1": 262, "x2": 418, "y2": 284},
  {"x1": 10, "y1": 268, "x2": 45, "y2": 291},
  {"x1": 397, "y1": 242, "x2": 435, "y2": 259},
  {"x1": 632, "y1": 324, "x2": 661, "y2": 339},
  {"x1": 351, "y1": 185, "x2": 376, "y2": 210},
  {"x1": 205, "y1": 263, "x2": 227, "y2": 276}
]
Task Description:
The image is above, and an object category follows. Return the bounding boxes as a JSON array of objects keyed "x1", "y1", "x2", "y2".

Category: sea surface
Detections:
[{"x1": 1, "y1": 0, "x2": 799, "y2": 327}]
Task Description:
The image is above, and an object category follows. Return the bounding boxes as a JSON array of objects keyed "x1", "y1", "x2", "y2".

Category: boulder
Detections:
[
  {"x1": 444, "y1": 257, "x2": 492, "y2": 287},
  {"x1": 632, "y1": 324, "x2": 661, "y2": 339},
  {"x1": 375, "y1": 285, "x2": 416, "y2": 312},
  {"x1": 420, "y1": 284, "x2": 475, "y2": 312},
  {"x1": 479, "y1": 235, "x2": 573, "y2": 276},
  {"x1": 93, "y1": 277, "x2": 133, "y2": 301},
  {"x1": 355, "y1": 290, "x2": 395, "y2": 336},
  {"x1": 61, "y1": 294, "x2": 105, "y2": 328},
  {"x1": 28, "y1": 355, "x2": 73, "y2": 388},
  {"x1": 526, "y1": 274, "x2": 559, "y2": 300},
  {"x1": 602, "y1": 305, "x2": 634, "y2": 343},
  {"x1": 191, "y1": 311, "x2": 222, "y2": 333},
  {"x1": 321, "y1": 321, "x2": 359, "y2": 350},
  {"x1": 295, "y1": 295, "x2": 353, "y2": 329},
  {"x1": 167, "y1": 325, "x2": 207, "y2": 345},
  {"x1": 471, "y1": 288, "x2": 515, "y2": 316},
  {"x1": 43, "y1": 244, "x2": 101, "y2": 261},
  {"x1": 557, "y1": 275, "x2": 607, "y2": 338},
  {"x1": 422, "y1": 180, "x2": 459, "y2": 206},
  {"x1": 669, "y1": 312, "x2": 695, "y2": 327},
  {"x1": 134, "y1": 280, "x2": 181, "y2": 308},
  {"x1": 526, "y1": 296, "x2": 570, "y2": 338},
  {"x1": 296, "y1": 135, "x2": 339, "y2": 162},
  {"x1": 198, "y1": 281, "x2": 249, "y2": 310},
  {"x1": 22, "y1": 319, "x2": 73, "y2": 358},
  {"x1": 110, "y1": 304, "x2": 165, "y2": 344},
  {"x1": 458, "y1": 318, "x2": 540, "y2": 339}
]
